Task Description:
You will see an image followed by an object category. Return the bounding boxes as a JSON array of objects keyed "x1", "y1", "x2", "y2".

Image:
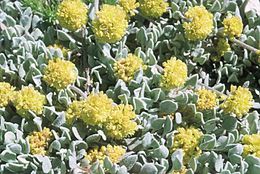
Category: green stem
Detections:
[
  {"x1": 179, "y1": 13, "x2": 191, "y2": 22},
  {"x1": 69, "y1": 85, "x2": 87, "y2": 99},
  {"x1": 217, "y1": 28, "x2": 260, "y2": 54},
  {"x1": 232, "y1": 38, "x2": 260, "y2": 54}
]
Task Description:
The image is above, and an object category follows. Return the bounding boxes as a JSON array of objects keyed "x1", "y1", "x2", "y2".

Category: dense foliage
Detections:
[{"x1": 0, "y1": 0, "x2": 260, "y2": 173}]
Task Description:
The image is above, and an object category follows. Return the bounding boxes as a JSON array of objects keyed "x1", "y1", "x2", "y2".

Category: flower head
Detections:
[
  {"x1": 85, "y1": 145, "x2": 126, "y2": 164},
  {"x1": 223, "y1": 16, "x2": 243, "y2": 38},
  {"x1": 242, "y1": 134, "x2": 260, "y2": 158},
  {"x1": 196, "y1": 89, "x2": 217, "y2": 110},
  {"x1": 12, "y1": 87, "x2": 45, "y2": 118},
  {"x1": 221, "y1": 86, "x2": 253, "y2": 117},
  {"x1": 171, "y1": 127, "x2": 202, "y2": 164},
  {"x1": 66, "y1": 92, "x2": 113, "y2": 126},
  {"x1": 57, "y1": 0, "x2": 88, "y2": 31},
  {"x1": 28, "y1": 128, "x2": 53, "y2": 155},
  {"x1": 92, "y1": 5, "x2": 128, "y2": 43},
  {"x1": 114, "y1": 54, "x2": 146, "y2": 82},
  {"x1": 139, "y1": 0, "x2": 168, "y2": 18},
  {"x1": 161, "y1": 58, "x2": 188, "y2": 90},
  {"x1": 119, "y1": 0, "x2": 139, "y2": 16},
  {"x1": 66, "y1": 100, "x2": 83, "y2": 125},
  {"x1": 104, "y1": 104, "x2": 137, "y2": 139},
  {"x1": 216, "y1": 38, "x2": 231, "y2": 57},
  {"x1": 183, "y1": 6, "x2": 213, "y2": 41},
  {"x1": 0, "y1": 82, "x2": 15, "y2": 107},
  {"x1": 171, "y1": 167, "x2": 187, "y2": 174},
  {"x1": 43, "y1": 58, "x2": 77, "y2": 90}
]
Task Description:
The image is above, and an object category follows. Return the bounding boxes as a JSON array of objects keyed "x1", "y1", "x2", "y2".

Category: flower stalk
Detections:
[
  {"x1": 69, "y1": 85, "x2": 87, "y2": 99},
  {"x1": 232, "y1": 38, "x2": 260, "y2": 54}
]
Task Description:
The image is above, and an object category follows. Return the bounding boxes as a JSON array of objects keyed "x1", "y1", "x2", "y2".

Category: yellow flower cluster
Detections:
[
  {"x1": 0, "y1": 82, "x2": 15, "y2": 107},
  {"x1": 216, "y1": 38, "x2": 231, "y2": 57},
  {"x1": 161, "y1": 58, "x2": 187, "y2": 90},
  {"x1": 223, "y1": 16, "x2": 243, "y2": 38},
  {"x1": 66, "y1": 92, "x2": 138, "y2": 139},
  {"x1": 171, "y1": 127, "x2": 202, "y2": 164},
  {"x1": 139, "y1": 0, "x2": 168, "y2": 18},
  {"x1": 114, "y1": 54, "x2": 146, "y2": 82},
  {"x1": 43, "y1": 58, "x2": 77, "y2": 90},
  {"x1": 48, "y1": 44, "x2": 70, "y2": 57},
  {"x1": 104, "y1": 104, "x2": 138, "y2": 140},
  {"x1": 67, "y1": 92, "x2": 113, "y2": 126},
  {"x1": 12, "y1": 87, "x2": 45, "y2": 118},
  {"x1": 119, "y1": 0, "x2": 139, "y2": 16},
  {"x1": 85, "y1": 145, "x2": 126, "y2": 164},
  {"x1": 57, "y1": 0, "x2": 88, "y2": 31},
  {"x1": 171, "y1": 167, "x2": 187, "y2": 174},
  {"x1": 242, "y1": 134, "x2": 260, "y2": 158},
  {"x1": 221, "y1": 86, "x2": 253, "y2": 117},
  {"x1": 183, "y1": 6, "x2": 213, "y2": 41},
  {"x1": 92, "y1": 5, "x2": 128, "y2": 43},
  {"x1": 28, "y1": 128, "x2": 53, "y2": 155},
  {"x1": 66, "y1": 100, "x2": 82, "y2": 125},
  {"x1": 196, "y1": 89, "x2": 217, "y2": 110}
]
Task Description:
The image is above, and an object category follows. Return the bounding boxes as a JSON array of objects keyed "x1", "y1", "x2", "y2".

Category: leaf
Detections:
[
  {"x1": 159, "y1": 100, "x2": 178, "y2": 114},
  {"x1": 151, "y1": 118, "x2": 165, "y2": 130},
  {"x1": 0, "y1": 150, "x2": 17, "y2": 162},
  {"x1": 5, "y1": 15, "x2": 16, "y2": 27},
  {"x1": 246, "y1": 111, "x2": 259, "y2": 134},
  {"x1": 148, "y1": 145, "x2": 169, "y2": 159},
  {"x1": 133, "y1": 97, "x2": 147, "y2": 113},
  {"x1": 229, "y1": 154, "x2": 242, "y2": 164},
  {"x1": 223, "y1": 116, "x2": 237, "y2": 131},
  {"x1": 5, "y1": 163, "x2": 26, "y2": 172},
  {"x1": 4, "y1": 132, "x2": 16, "y2": 144},
  {"x1": 252, "y1": 102, "x2": 260, "y2": 109},
  {"x1": 163, "y1": 116, "x2": 173, "y2": 134},
  {"x1": 171, "y1": 150, "x2": 183, "y2": 171},
  {"x1": 150, "y1": 88, "x2": 162, "y2": 102},
  {"x1": 210, "y1": 0, "x2": 221, "y2": 12},
  {"x1": 52, "y1": 113, "x2": 66, "y2": 127},
  {"x1": 215, "y1": 155, "x2": 224, "y2": 172},
  {"x1": 142, "y1": 132, "x2": 153, "y2": 148},
  {"x1": 213, "y1": 84, "x2": 225, "y2": 93},
  {"x1": 147, "y1": 48, "x2": 157, "y2": 65},
  {"x1": 137, "y1": 27, "x2": 148, "y2": 47},
  {"x1": 140, "y1": 163, "x2": 158, "y2": 174},
  {"x1": 86, "y1": 134, "x2": 101, "y2": 143},
  {"x1": 49, "y1": 140, "x2": 61, "y2": 151},
  {"x1": 121, "y1": 155, "x2": 138, "y2": 170},
  {"x1": 20, "y1": 15, "x2": 31, "y2": 31},
  {"x1": 185, "y1": 74, "x2": 198, "y2": 87},
  {"x1": 228, "y1": 144, "x2": 243, "y2": 157},
  {"x1": 171, "y1": 2, "x2": 179, "y2": 11},
  {"x1": 189, "y1": 158, "x2": 197, "y2": 172},
  {"x1": 175, "y1": 112, "x2": 182, "y2": 124},
  {"x1": 72, "y1": 127, "x2": 82, "y2": 140},
  {"x1": 245, "y1": 155, "x2": 260, "y2": 166},
  {"x1": 57, "y1": 30, "x2": 75, "y2": 42},
  {"x1": 146, "y1": 39, "x2": 154, "y2": 50},
  {"x1": 33, "y1": 117, "x2": 42, "y2": 130},
  {"x1": 42, "y1": 156, "x2": 52, "y2": 173},
  {"x1": 200, "y1": 134, "x2": 216, "y2": 150},
  {"x1": 7, "y1": 144, "x2": 22, "y2": 154},
  {"x1": 103, "y1": 157, "x2": 113, "y2": 170},
  {"x1": 68, "y1": 156, "x2": 77, "y2": 169},
  {"x1": 116, "y1": 166, "x2": 128, "y2": 174}
]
